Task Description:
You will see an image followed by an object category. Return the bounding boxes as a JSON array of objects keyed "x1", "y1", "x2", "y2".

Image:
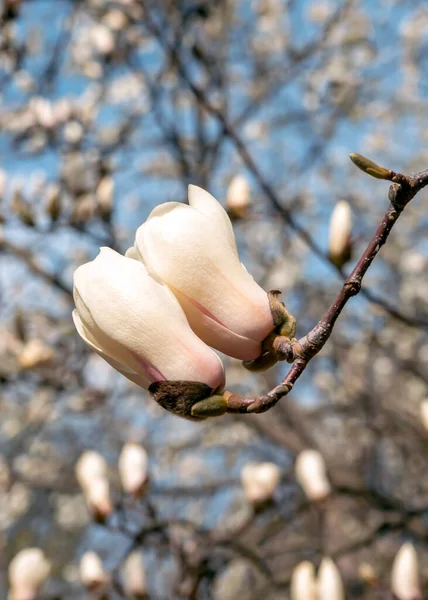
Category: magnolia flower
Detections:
[
  {"x1": 75, "y1": 451, "x2": 108, "y2": 491},
  {"x1": 391, "y1": 543, "x2": 421, "y2": 600},
  {"x1": 80, "y1": 552, "x2": 109, "y2": 590},
  {"x1": 128, "y1": 185, "x2": 275, "y2": 361},
  {"x1": 241, "y1": 462, "x2": 281, "y2": 506},
  {"x1": 8, "y1": 548, "x2": 51, "y2": 600},
  {"x1": 122, "y1": 551, "x2": 147, "y2": 599},
  {"x1": 295, "y1": 449, "x2": 331, "y2": 502},
  {"x1": 75, "y1": 451, "x2": 112, "y2": 520},
  {"x1": 118, "y1": 443, "x2": 149, "y2": 496},
  {"x1": 73, "y1": 247, "x2": 225, "y2": 418},
  {"x1": 317, "y1": 558, "x2": 345, "y2": 600},
  {"x1": 290, "y1": 561, "x2": 317, "y2": 600},
  {"x1": 328, "y1": 200, "x2": 352, "y2": 268}
]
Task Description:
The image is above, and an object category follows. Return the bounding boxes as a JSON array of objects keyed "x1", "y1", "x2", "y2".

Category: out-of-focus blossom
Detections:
[
  {"x1": 118, "y1": 443, "x2": 149, "y2": 496},
  {"x1": 328, "y1": 200, "x2": 352, "y2": 268},
  {"x1": 295, "y1": 449, "x2": 331, "y2": 502},
  {"x1": 75, "y1": 451, "x2": 112, "y2": 520},
  {"x1": 317, "y1": 558, "x2": 345, "y2": 600},
  {"x1": 8, "y1": 548, "x2": 51, "y2": 600},
  {"x1": 226, "y1": 175, "x2": 251, "y2": 219},
  {"x1": 17, "y1": 340, "x2": 54, "y2": 370},
  {"x1": 73, "y1": 248, "x2": 225, "y2": 417},
  {"x1": 122, "y1": 551, "x2": 147, "y2": 599},
  {"x1": 241, "y1": 462, "x2": 281, "y2": 506},
  {"x1": 290, "y1": 561, "x2": 317, "y2": 600},
  {"x1": 79, "y1": 551, "x2": 109, "y2": 591},
  {"x1": 130, "y1": 185, "x2": 274, "y2": 360},
  {"x1": 419, "y1": 400, "x2": 428, "y2": 432},
  {"x1": 391, "y1": 543, "x2": 421, "y2": 600}
]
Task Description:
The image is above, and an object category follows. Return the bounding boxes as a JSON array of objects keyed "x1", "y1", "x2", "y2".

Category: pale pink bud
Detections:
[
  {"x1": 226, "y1": 175, "x2": 251, "y2": 219},
  {"x1": 118, "y1": 443, "x2": 149, "y2": 496},
  {"x1": 295, "y1": 449, "x2": 331, "y2": 502},
  {"x1": 75, "y1": 451, "x2": 108, "y2": 492},
  {"x1": 328, "y1": 201, "x2": 352, "y2": 267},
  {"x1": 85, "y1": 477, "x2": 113, "y2": 520},
  {"x1": 130, "y1": 185, "x2": 274, "y2": 360},
  {"x1": 73, "y1": 247, "x2": 225, "y2": 393},
  {"x1": 122, "y1": 551, "x2": 147, "y2": 599},
  {"x1": 317, "y1": 558, "x2": 345, "y2": 600},
  {"x1": 391, "y1": 543, "x2": 421, "y2": 600},
  {"x1": 290, "y1": 561, "x2": 317, "y2": 600},
  {"x1": 79, "y1": 552, "x2": 109, "y2": 590},
  {"x1": 8, "y1": 548, "x2": 51, "y2": 600},
  {"x1": 241, "y1": 462, "x2": 281, "y2": 506}
]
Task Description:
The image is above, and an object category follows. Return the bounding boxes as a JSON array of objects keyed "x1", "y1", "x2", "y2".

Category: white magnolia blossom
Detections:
[
  {"x1": 129, "y1": 185, "x2": 274, "y2": 360},
  {"x1": 328, "y1": 200, "x2": 352, "y2": 263},
  {"x1": 391, "y1": 543, "x2": 421, "y2": 600},
  {"x1": 241, "y1": 462, "x2": 281, "y2": 505},
  {"x1": 295, "y1": 449, "x2": 331, "y2": 501},
  {"x1": 122, "y1": 551, "x2": 147, "y2": 599},
  {"x1": 317, "y1": 558, "x2": 345, "y2": 600},
  {"x1": 226, "y1": 174, "x2": 251, "y2": 218},
  {"x1": 73, "y1": 247, "x2": 225, "y2": 392},
  {"x1": 118, "y1": 443, "x2": 149, "y2": 495},
  {"x1": 290, "y1": 561, "x2": 317, "y2": 600},
  {"x1": 85, "y1": 476, "x2": 113, "y2": 520},
  {"x1": 8, "y1": 548, "x2": 51, "y2": 600},
  {"x1": 80, "y1": 552, "x2": 109, "y2": 590}
]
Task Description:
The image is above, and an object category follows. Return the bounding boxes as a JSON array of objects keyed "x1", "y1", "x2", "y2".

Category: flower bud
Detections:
[
  {"x1": 96, "y1": 176, "x2": 114, "y2": 218},
  {"x1": 226, "y1": 175, "x2": 251, "y2": 219},
  {"x1": 328, "y1": 201, "x2": 352, "y2": 268},
  {"x1": 130, "y1": 185, "x2": 275, "y2": 360},
  {"x1": 241, "y1": 462, "x2": 281, "y2": 506},
  {"x1": 79, "y1": 552, "x2": 109, "y2": 591},
  {"x1": 8, "y1": 548, "x2": 51, "y2": 600},
  {"x1": 391, "y1": 543, "x2": 421, "y2": 600},
  {"x1": 349, "y1": 153, "x2": 391, "y2": 180},
  {"x1": 317, "y1": 558, "x2": 345, "y2": 600},
  {"x1": 73, "y1": 247, "x2": 225, "y2": 419},
  {"x1": 85, "y1": 476, "x2": 113, "y2": 521},
  {"x1": 75, "y1": 451, "x2": 108, "y2": 491},
  {"x1": 295, "y1": 449, "x2": 331, "y2": 502},
  {"x1": 122, "y1": 551, "x2": 147, "y2": 599},
  {"x1": 290, "y1": 561, "x2": 316, "y2": 600},
  {"x1": 118, "y1": 443, "x2": 149, "y2": 496},
  {"x1": 17, "y1": 339, "x2": 54, "y2": 370}
]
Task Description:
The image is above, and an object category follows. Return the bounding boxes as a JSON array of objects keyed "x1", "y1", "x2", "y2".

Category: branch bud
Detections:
[
  {"x1": 118, "y1": 443, "x2": 149, "y2": 497},
  {"x1": 317, "y1": 558, "x2": 345, "y2": 600},
  {"x1": 295, "y1": 449, "x2": 331, "y2": 502},
  {"x1": 349, "y1": 153, "x2": 392, "y2": 180},
  {"x1": 290, "y1": 561, "x2": 317, "y2": 600},
  {"x1": 328, "y1": 200, "x2": 352, "y2": 268},
  {"x1": 391, "y1": 543, "x2": 422, "y2": 600},
  {"x1": 79, "y1": 552, "x2": 109, "y2": 591}
]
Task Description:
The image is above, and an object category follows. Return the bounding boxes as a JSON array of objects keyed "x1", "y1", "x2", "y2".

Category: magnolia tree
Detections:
[{"x1": 1, "y1": 0, "x2": 428, "y2": 599}]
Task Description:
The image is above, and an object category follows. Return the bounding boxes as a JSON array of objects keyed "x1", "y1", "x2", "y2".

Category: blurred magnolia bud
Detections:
[
  {"x1": 91, "y1": 24, "x2": 115, "y2": 55},
  {"x1": 349, "y1": 153, "x2": 391, "y2": 180},
  {"x1": 18, "y1": 339, "x2": 54, "y2": 370},
  {"x1": 241, "y1": 462, "x2": 281, "y2": 506},
  {"x1": 358, "y1": 562, "x2": 377, "y2": 585},
  {"x1": 328, "y1": 200, "x2": 352, "y2": 268},
  {"x1": 118, "y1": 443, "x2": 149, "y2": 496},
  {"x1": 391, "y1": 543, "x2": 421, "y2": 600},
  {"x1": 96, "y1": 176, "x2": 114, "y2": 218},
  {"x1": 419, "y1": 400, "x2": 428, "y2": 432},
  {"x1": 63, "y1": 121, "x2": 84, "y2": 145},
  {"x1": 85, "y1": 476, "x2": 113, "y2": 521},
  {"x1": 317, "y1": 558, "x2": 345, "y2": 600},
  {"x1": 76, "y1": 451, "x2": 108, "y2": 490},
  {"x1": 44, "y1": 183, "x2": 61, "y2": 221},
  {"x1": 79, "y1": 552, "x2": 109, "y2": 591},
  {"x1": 290, "y1": 561, "x2": 316, "y2": 600},
  {"x1": 71, "y1": 194, "x2": 96, "y2": 224},
  {"x1": 122, "y1": 551, "x2": 147, "y2": 599},
  {"x1": 11, "y1": 186, "x2": 34, "y2": 227},
  {"x1": 8, "y1": 548, "x2": 51, "y2": 600},
  {"x1": 295, "y1": 449, "x2": 331, "y2": 502},
  {"x1": 226, "y1": 175, "x2": 251, "y2": 219},
  {"x1": 0, "y1": 169, "x2": 7, "y2": 199}
]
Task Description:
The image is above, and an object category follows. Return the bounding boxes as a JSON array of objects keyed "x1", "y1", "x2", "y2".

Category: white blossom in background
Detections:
[
  {"x1": 130, "y1": 185, "x2": 275, "y2": 360},
  {"x1": 75, "y1": 451, "x2": 112, "y2": 520},
  {"x1": 122, "y1": 551, "x2": 147, "y2": 599},
  {"x1": 241, "y1": 462, "x2": 281, "y2": 506},
  {"x1": 391, "y1": 543, "x2": 421, "y2": 600},
  {"x1": 317, "y1": 558, "x2": 345, "y2": 600},
  {"x1": 73, "y1": 247, "x2": 225, "y2": 393},
  {"x1": 290, "y1": 561, "x2": 317, "y2": 600},
  {"x1": 75, "y1": 451, "x2": 108, "y2": 490},
  {"x1": 79, "y1": 552, "x2": 109, "y2": 591},
  {"x1": 8, "y1": 548, "x2": 51, "y2": 600},
  {"x1": 328, "y1": 200, "x2": 352, "y2": 267},
  {"x1": 295, "y1": 449, "x2": 331, "y2": 502},
  {"x1": 118, "y1": 443, "x2": 149, "y2": 496},
  {"x1": 226, "y1": 175, "x2": 251, "y2": 219}
]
